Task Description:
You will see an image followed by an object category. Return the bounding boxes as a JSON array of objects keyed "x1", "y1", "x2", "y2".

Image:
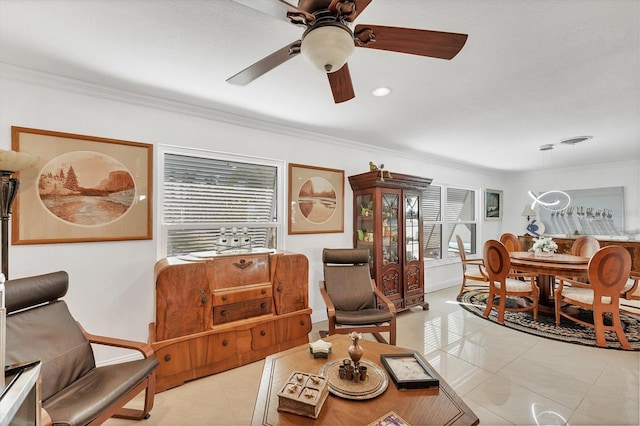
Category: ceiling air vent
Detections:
[{"x1": 559, "y1": 136, "x2": 592, "y2": 145}]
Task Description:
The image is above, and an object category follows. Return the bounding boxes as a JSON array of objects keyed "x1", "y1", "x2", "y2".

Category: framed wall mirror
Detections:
[{"x1": 538, "y1": 186, "x2": 624, "y2": 237}]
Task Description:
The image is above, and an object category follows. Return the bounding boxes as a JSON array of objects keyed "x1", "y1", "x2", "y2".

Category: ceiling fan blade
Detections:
[
  {"x1": 327, "y1": 63, "x2": 355, "y2": 103},
  {"x1": 328, "y1": 0, "x2": 372, "y2": 21},
  {"x1": 232, "y1": 0, "x2": 314, "y2": 25},
  {"x1": 227, "y1": 41, "x2": 301, "y2": 86},
  {"x1": 354, "y1": 24, "x2": 468, "y2": 60}
]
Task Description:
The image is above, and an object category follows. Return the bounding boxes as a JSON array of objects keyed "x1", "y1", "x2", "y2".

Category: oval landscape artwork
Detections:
[
  {"x1": 38, "y1": 151, "x2": 136, "y2": 226},
  {"x1": 297, "y1": 176, "x2": 337, "y2": 224}
]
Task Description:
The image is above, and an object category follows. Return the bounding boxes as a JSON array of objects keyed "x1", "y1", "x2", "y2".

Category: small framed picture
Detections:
[
  {"x1": 380, "y1": 353, "x2": 439, "y2": 390},
  {"x1": 484, "y1": 188, "x2": 503, "y2": 221}
]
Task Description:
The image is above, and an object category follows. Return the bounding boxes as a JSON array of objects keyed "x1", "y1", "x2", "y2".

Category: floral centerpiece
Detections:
[{"x1": 529, "y1": 236, "x2": 558, "y2": 256}]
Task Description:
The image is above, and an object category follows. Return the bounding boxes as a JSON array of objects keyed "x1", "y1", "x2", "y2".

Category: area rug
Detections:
[{"x1": 457, "y1": 291, "x2": 640, "y2": 351}]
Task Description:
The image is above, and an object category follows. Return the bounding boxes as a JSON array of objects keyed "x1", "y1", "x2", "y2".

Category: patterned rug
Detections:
[{"x1": 457, "y1": 291, "x2": 640, "y2": 351}]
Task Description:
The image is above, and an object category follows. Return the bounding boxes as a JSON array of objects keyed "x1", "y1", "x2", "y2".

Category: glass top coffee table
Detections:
[{"x1": 251, "y1": 334, "x2": 479, "y2": 426}]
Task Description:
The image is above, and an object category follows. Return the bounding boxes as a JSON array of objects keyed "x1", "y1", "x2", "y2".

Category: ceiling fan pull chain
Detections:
[{"x1": 354, "y1": 27, "x2": 376, "y2": 46}]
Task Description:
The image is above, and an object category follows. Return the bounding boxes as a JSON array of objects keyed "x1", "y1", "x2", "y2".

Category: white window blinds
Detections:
[{"x1": 163, "y1": 153, "x2": 279, "y2": 256}]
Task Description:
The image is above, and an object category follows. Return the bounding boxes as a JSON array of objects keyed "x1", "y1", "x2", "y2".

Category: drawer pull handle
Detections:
[
  {"x1": 222, "y1": 295, "x2": 227, "y2": 301},
  {"x1": 260, "y1": 330, "x2": 266, "y2": 336},
  {"x1": 260, "y1": 303, "x2": 267, "y2": 309},
  {"x1": 199, "y1": 289, "x2": 208, "y2": 304},
  {"x1": 277, "y1": 281, "x2": 283, "y2": 293},
  {"x1": 222, "y1": 340, "x2": 228, "y2": 347},
  {"x1": 261, "y1": 289, "x2": 267, "y2": 295},
  {"x1": 300, "y1": 320, "x2": 305, "y2": 326},
  {"x1": 164, "y1": 354, "x2": 171, "y2": 362},
  {"x1": 233, "y1": 259, "x2": 253, "y2": 270},
  {"x1": 221, "y1": 310, "x2": 227, "y2": 316}
]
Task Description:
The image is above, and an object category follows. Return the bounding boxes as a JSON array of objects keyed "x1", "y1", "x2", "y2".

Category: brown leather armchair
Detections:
[
  {"x1": 5, "y1": 271, "x2": 159, "y2": 425},
  {"x1": 319, "y1": 248, "x2": 397, "y2": 345}
]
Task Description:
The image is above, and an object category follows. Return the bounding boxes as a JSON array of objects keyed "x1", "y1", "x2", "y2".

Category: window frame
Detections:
[
  {"x1": 157, "y1": 145, "x2": 285, "y2": 258},
  {"x1": 423, "y1": 183, "x2": 480, "y2": 266}
]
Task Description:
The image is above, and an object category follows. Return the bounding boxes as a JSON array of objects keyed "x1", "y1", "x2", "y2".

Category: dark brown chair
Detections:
[
  {"x1": 482, "y1": 240, "x2": 539, "y2": 324},
  {"x1": 319, "y1": 248, "x2": 397, "y2": 345},
  {"x1": 5, "y1": 271, "x2": 159, "y2": 425},
  {"x1": 555, "y1": 246, "x2": 632, "y2": 350},
  {"x1": 499, "y1": 232, "x2": 522, "y2": 252},
  {"x1": 571, "y1": 235, "x2": 600, "y2": 257},
  {"x1": 455, "y1": 234, "x2": 489, "y2": 297}
]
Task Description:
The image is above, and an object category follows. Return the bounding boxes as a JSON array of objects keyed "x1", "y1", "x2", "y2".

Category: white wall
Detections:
[{"x1": 1, "y1": 66, "x2": 638, "y2": 363}]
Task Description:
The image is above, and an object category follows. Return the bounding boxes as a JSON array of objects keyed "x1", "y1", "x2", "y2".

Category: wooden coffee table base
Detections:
[{"x1": 251, "y1": 335, "x2": 479, "y2": 426}]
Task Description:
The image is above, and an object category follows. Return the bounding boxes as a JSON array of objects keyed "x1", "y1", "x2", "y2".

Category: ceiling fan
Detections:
[{"x1": 227, "y1": 0, "x2": 468, "y2": 103}]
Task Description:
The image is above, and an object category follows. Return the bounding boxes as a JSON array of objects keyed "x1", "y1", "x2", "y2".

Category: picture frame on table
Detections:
[
  {"x1": 11, "y1": 126, "x2": 153, "y2": 244},
  {"x1": 380, "y1": 352, "x2": 440, "y2": 390},
  {"x1": 484, "y1": 188, "x2": 503, "y2": 221},
  {"x1": 288, "y1": 163, "x2": 344, "y2": 234}
]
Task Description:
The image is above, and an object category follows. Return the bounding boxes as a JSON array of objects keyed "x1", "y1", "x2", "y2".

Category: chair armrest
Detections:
[
  {"x1": 318, "y1": 281, "x2": 336, "y2": 317},
  {"x1": 372, "y1": 281, "x2": 397, "y2": 315},
  {"x1": 78, "y1": 322, "x2": 155, "y2": 358},
  {"x1": 624, "y1": 272, "x2": 640, "y2": 299},
  {"x1": 463, "y1": 258, "x2": 484, "y2": 266},
  {"x1": 556, "y1": 276, "x2": 591, "y2": 290},
  {"x1": 508, "y1": 271, "x2": 537, "y2": 279}
]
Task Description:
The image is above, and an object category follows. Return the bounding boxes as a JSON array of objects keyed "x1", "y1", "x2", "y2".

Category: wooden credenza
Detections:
[
  {"x1": 149, "y1": 251, "x2": 312, "y2": 392},
  {"x1": 519, "y1": 235, "x2": 640, "y2": 272}
]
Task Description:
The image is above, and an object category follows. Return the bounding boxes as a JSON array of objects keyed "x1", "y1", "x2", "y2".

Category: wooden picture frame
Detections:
[
  {"x1": 484, "y1": 188, "x2": 503, "y2": 221},
  {"x1": 380, "y1": 352, "x2": 439, "y2": 390},
  {"x1": 11, "y1": 127, "x2": 153, "y2": 244},
  {"x1": 288, "y1": 163, "x2": 344, "y2": 234}
]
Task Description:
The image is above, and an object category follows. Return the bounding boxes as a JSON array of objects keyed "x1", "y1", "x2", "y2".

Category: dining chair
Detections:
[
  {"x1": 482, "y1": 240, "x2": 539, "y2": 324},
  {"x1": 554, "y1": 245, "x2": 632, "y2": 350},
  {"x1": 620, "y1": 271, "x2": 640, "y2": 316},
  {"x1": 571, "y1": 235, "x2": 600, "y2": 257},
  {"x1": 499, "y1": 232, "x2": 522, "y2": 252},
  {"x1": 455, "y1": 234, "x2": 489, "y2": 297}
]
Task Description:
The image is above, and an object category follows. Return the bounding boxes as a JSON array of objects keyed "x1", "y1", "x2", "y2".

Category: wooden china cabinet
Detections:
[{"x1": 348, "y1": 171, "x2": 432, "y2": 311}]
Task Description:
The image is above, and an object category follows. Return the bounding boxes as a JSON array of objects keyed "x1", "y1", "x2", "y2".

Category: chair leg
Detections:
[
  {"x1": 496, "y1": 295, "x2": 507, "y2": 324},
  {"x1": 611, "y1": 311, "x2": 632, "y2": 350},
  {"x1": 482, "y1": 290, "x2": 494, "y2": 319}
]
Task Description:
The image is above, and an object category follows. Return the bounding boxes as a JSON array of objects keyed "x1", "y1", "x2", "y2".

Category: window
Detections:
[
  {"x1": 423, "y1": 184, "x2": 478, "y2": 262},
  {"x1": 160, "y1": 148, "x2": 283, "y2": 257}
]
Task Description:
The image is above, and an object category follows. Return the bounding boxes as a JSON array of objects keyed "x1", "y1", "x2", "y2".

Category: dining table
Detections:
[{"x1": 509, "y1": 251, "x2": 590, "y2": 308}]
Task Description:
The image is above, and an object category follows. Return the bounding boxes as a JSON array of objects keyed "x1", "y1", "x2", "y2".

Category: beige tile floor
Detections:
[{"x1": 106, "y1": 286, "x2": 640, "y2": 425}]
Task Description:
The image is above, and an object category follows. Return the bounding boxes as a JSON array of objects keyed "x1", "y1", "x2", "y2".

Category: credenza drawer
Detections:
[
  {"x1": 212, "y1": 284, "x2": 272, "y2": 305},
  {"x1": 213, "y1": 298, "x2": 273, "y2": 324},
  {"x1": 211, "y1": 254, "x2": 270, "y2": 289}
]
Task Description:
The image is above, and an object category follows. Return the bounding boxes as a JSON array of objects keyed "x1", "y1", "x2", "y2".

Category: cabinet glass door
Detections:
[
  {"x1": 382, "y1": 193, "x2": 399, "y2": 266},
  {"x1": 355, "y1": 193, "x2": 374, "y2": 263},
  {"x1": 405, "y1": 193, "x2": 420, "y2": 262}
]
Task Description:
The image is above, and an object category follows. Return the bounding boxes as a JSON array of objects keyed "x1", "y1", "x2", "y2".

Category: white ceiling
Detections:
[{"x1": 1, "y1": 0, "x2": 638, "y2": 172}]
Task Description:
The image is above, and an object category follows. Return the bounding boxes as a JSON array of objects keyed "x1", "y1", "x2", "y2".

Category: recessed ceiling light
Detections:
[
  {"x1": 559, "y1": 136, "x2": 592, "y2": 145},
  {"x1": 371, "y1": 87, "x2": 391, "y2": 97}
]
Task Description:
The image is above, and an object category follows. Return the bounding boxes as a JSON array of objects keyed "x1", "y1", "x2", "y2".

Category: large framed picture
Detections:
[
  {"x1": 11, "y1": 127, "x2": 153, "y2": 244},
  {"x1": 484, "y1": 188, "x2": 503, "y2": 221},
  {"x1": 380, "y1": 352, "x2": 439, "y2": 390},
  {"x1": 288, "y1": 163, "x2": 344, "y2": 234}
]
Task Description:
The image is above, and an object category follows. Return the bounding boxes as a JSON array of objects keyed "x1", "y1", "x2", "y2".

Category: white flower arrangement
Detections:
[{"x1": 529, "y1": 236, "x2": 558, "y2": 255}]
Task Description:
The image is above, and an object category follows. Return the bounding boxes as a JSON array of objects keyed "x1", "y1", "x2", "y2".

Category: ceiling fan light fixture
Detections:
[{"x1": 301, "y1": 24, "x2": 354, "y2": 73}]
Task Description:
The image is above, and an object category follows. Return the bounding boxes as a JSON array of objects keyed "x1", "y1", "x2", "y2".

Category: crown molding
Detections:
[{"x1": 0, "y1": 62, "x2": 494, "y2": 175}]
